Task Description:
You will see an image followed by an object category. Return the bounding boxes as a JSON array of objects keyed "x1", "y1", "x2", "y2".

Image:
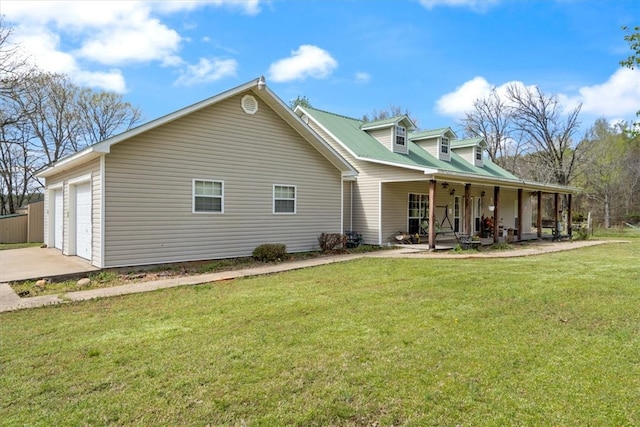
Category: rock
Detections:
[{"x1": 77, "y1": 278, "x2": 91, "y2": 287}]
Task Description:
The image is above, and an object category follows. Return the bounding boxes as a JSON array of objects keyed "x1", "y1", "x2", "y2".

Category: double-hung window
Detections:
[
  {"x1": 274, "y1": 185, "x2": 296, "y2": 214},
  {"x1": 395, "y1": 125, "x2": 406, "y2": 146},
  {"x1": 193, "y1": 179, "x2": 223, "y2": 213},
  {"x1": 440, "y1": 137, "x2": 449, "y2": 155}
]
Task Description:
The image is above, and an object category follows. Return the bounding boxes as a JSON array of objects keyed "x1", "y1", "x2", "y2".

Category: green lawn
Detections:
[{"x1": 1, "y1": 238, "x2": 639, "y2": 425}]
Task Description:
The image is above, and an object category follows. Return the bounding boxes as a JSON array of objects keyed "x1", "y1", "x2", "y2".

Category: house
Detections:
[
  {"x1": 37, "y1": 77, "x2": 357, "y2": 268},
  {"x1": 294, "y1": 106, "x2": 576, "y2": 249},
  {"x1": 38, "y1": 77, "x2": 576, "y2": 268}
]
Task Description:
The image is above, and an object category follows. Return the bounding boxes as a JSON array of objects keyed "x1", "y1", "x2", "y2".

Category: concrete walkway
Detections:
[{"x1": 0, "y1": 240, "x2": 625, "y2": 313}]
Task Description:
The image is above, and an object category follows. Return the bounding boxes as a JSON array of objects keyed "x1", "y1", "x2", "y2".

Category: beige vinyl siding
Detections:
[
  {"x1": 414, "y1": 139, "x2": 438, "y2": 158},
  {"x1": 308, "y1": 120, "x2": 433, "y2": 244},
  {"x1": 103, "y1": 93, "x2": 342, "y2": 267},
  {"x1": 43, "y1": 159, "x2": 101, "y2": 266},
  {"x1": 367, "y1": 128, "x2": 392, "y2": 151},
  {"x1": 343, "y1": 181, "x2": 353, "y2": 232},
  {"x1": 454, "y1": 146, "x2": 474, "y2": 165}
]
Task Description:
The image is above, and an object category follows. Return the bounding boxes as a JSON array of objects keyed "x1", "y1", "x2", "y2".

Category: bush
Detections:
[
  {"x1": 252, "y1": 243, "x2": 287, "y2": 262},
  {"x1": 318, "y1": 233, "x2": 346, "y2": 253},
  {"x1": 573, "y1": 226, "x2": 590, "y2": 241}
]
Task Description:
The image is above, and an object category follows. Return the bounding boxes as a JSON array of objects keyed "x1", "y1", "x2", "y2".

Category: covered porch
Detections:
[{"x1": 383, "y1": 177, "x2": 576, "y2": 251}]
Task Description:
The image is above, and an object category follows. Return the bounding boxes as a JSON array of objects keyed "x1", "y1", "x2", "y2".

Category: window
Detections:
[
  {"x1": 408, "y1": 193, "x2": 429, "y2": 234},
  {"x1": 193, "y1": 179, "x2": 223, "y2": 213},
  {"x1": 274, "y1": 185, "x2": 296, "y2": 214},
  {"x1": 440, "y1": 137, "x2": 449, "y2": 154},
  {"x1": 395, "y1": 125, "x2": 406, "y2": 146},
  {"x1": 475, "y1": 146, "x2": 483, "y2": 161}
]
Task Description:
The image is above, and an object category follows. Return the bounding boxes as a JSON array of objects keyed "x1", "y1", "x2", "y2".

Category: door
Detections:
[
  {"x1": 75, "y1": 183, "x2": 92, "y2": 260},
  {"x1": 472, "y1": 197, "x2": 482, "y2": 234},
  {"x1": 53, "y1": 189, "x2": 63, "y2": 250}
]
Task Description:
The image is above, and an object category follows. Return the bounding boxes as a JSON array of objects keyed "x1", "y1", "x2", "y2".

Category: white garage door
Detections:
[
  {"x1": 53, "y1": 189, "x2": 63, "y2": 250},
  {"x1": 75, "y1": 183, "x2": 92, "y2": 260}
]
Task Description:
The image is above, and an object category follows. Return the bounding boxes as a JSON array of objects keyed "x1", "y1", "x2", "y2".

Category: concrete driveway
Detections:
[{"x1": 0, "y1": 247, "x2": 99, "y2": 282}]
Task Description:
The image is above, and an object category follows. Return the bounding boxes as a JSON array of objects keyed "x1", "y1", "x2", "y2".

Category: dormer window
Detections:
[
  {"x1": 475, "y1": 146, "x2": 482, "y2": 161},
  {"x1": 440, "y1": 137, "x2": 449, "y2": 155},
  {"x1": 395, "y1": 126, "x2": 406, "y2": 146}
]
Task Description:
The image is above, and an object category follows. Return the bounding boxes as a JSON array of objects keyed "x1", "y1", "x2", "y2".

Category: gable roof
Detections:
[
  {"x1": 297, "y1": 106, "x2": 576, "y2": 193},
  {"x1": 410, "y1": 127, "x2": 457, "y2": 141},
  {"x1": 360, "y1": 115, "x2": 416, "y2": 131},
  {"x1": 37, "y1": 77, "x2": 357, "y2": 179},
  {"x1": 451, "y1": 137, "x2": 487, "y2": 149}
]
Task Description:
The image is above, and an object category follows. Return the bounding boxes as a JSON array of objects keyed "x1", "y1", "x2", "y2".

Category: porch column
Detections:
[
  {"x1": 554, "y1": 192, "x2": 560, "y2": 237},
  {"x1": 517, "y1": 188, "x2": 523, "y2": 241},
  {"x1": 428, "y1": 180, "x2": 436, "y2": 250},
  {"x1": 567, "y1": 194, "x2": 573, "y2": 237},
  {"x1": 537, "y1": 191, "x2": 542, "y2": 239},
  {"x1": 464, "y1": 184, "x2": 471, "y2": 236},
  {"x1": 493, "y1": 186, "x2": 500, "y2": 243}
]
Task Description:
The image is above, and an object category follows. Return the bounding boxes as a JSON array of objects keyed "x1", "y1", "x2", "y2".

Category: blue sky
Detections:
[{"x1": 3, "y1": 0, "x2": 640, "y2": 136}]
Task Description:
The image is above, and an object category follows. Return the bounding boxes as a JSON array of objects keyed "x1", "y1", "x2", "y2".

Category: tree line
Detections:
[{"x1": 0, "y1": 20, "x2": 142, "y2": 214}]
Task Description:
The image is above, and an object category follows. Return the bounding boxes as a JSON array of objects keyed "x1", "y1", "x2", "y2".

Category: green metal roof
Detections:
[
  {"x1": 301, "y1": 106, "x2": 520, "y2": 182},
  {"x1": 451, "y1": 137, "x2": 486, "y2": 148},
  {"x1": 409, "y1": 127, "x2": 455, "y2": 140},
  {"x1": 360, "y1": 115, "x2": 415, "y2": 131}
]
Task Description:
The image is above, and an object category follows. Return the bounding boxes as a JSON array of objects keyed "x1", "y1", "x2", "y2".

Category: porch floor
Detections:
[{"x1": 397, "y1": 233, "x2": 545, "y2": 251}]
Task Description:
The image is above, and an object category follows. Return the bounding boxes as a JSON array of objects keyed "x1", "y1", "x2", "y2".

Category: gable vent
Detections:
[{"x1": 241, "y1": 95, "x2": 258, "y2": 115}]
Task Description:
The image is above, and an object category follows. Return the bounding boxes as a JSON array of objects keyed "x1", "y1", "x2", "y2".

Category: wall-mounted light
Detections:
[
  {"x1": 481, "y1": 190, "x2": 485, "y2": 198},
  {"x1": 450, "y1": 188, "x2": 456, "y2": 196}
]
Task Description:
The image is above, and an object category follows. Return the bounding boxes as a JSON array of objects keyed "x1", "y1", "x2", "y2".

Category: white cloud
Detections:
[
  {"x1": 559, "y1": 68, "x2": 640, "y2": 118},
  {"x1": 355, "y1": 72, "x2": 371, "y2": 84},
  {"x1": 268, "y1": 45, "x2": 338, "y2": 82},
  {"x1": 436, "y1": 76, "x2": 494, "y2": 116},
  {"x1": 418, "y1": 0, "x2": 500, "y2": 11},
  {"x1": 1, "y1": 0, "x2": 261, "y2": 91},
  {"x1": 437, "y1": 70, "x2": 640, "y2": 126},
  {"x1": 175, "y1": 58, "x2": 238, "y2": 86},
  {"x1": 76, "y1": 19, "x2": 182, "y2": 67},
  {"x1": 75, "y1": 70, "x2": 127, "y2": 93}
]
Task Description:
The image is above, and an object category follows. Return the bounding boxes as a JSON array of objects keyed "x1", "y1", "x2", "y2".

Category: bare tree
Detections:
[
  {"x1": 460, "y1": 88, "x2": 528, "y2": 173},
  {"x1": 0, "y1": 18, "x2": 41, "y2": 214},
  {"x1": 0, "y1": 20, "x2": 144, "y2": 213},
  {"x1": 506, "y1": 84, "x2": 583, "y2": 187},
  {"x1": 77, "y1": 89, "x2": 142, "y2": 145},
  {"x1": 362, "y1": 104, "x2": 418, "y2": 127}
]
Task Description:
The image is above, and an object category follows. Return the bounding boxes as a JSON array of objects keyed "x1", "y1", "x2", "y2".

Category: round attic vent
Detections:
[{"x1": 241, "y1": 94, "x2": 258, "y2": 115}]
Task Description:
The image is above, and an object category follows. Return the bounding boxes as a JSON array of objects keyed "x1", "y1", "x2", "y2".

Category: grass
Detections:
[
  {"x1": 0, "y1": 242, "x2": 41, "y2": 250},
  {"x1": 1, "y1": 238, "x2": 639, "y2": 425}
]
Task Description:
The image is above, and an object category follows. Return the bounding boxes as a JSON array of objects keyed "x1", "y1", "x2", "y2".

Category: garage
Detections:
[
  {"x1": 53, "y1": 189, "x2": 63, "y2": 250},
  {"x1": 74, "y1": 182, "x2": 92, "y2": 260}
]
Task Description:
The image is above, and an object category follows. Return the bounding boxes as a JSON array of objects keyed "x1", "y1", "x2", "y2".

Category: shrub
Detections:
[
  {"x1": 573, "y1": 226, "x2": 590, "y2": 241},
  {"x1": 318, "y1": 233, "x2": 346, "y2": 253},
  {"x1": 252, "y1": 243, "x2": 287, "y2": 262}
]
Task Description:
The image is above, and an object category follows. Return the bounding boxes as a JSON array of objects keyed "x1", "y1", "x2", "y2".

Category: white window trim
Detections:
[
  {"x1": 273, "y1": 184, "x2": 297, "y2": 214},
  {"x1": 440, "y1": 137, "x2": 450, "y2": 154},
  {"x1": 192, "y1": 179, "x2": 224, "y2": 214},
  {"x1": 394, "y1": 125, "x2": 406, "y2": 146}
]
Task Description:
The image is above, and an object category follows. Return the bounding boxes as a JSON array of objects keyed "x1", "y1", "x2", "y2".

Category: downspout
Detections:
[
  {"x1": 350, "y1": 181, "x2": 353, "y2": 232},
  {"x1": 99, "y1": 155, "x2": 106, "y2": 268}
]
